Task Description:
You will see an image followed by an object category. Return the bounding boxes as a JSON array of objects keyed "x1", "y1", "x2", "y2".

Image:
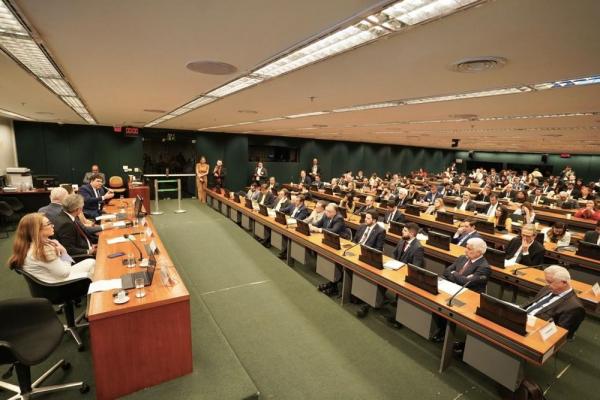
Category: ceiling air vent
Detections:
[{"x1": 450, "y1": 57, "x2": 507, "y2": 73}]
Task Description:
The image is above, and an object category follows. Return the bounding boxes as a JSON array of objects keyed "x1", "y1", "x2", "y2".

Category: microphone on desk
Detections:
[
  {"x1": 343, "y1": 242, "x2": 361, "y2": 257},
  {"x1": 446, "y1": 276, "x2": 483, "y2": 307},
  {"x1": 512, "y1": 265, "x2": 536, "y2": 275},
  {"x1": 124, "y1": 234, "x2": 144, "y2": 261}
]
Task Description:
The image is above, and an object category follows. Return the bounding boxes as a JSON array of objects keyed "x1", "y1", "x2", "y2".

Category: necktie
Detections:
[
  {"x1": 458, "y1": 232, "x2": 470, "y2": 246},
  {"x1": 359, "y1": 226, "x2": 372, "y2": 244},
  {"x1": 387, "y1": 210, "x2": 395, "y2": 224},
  {"x1": 525, "y1": 293, "x2": 556, "y2": 313},
  {"x1": 327, "y1": 218, "x2": 333, "y2": 228},
  {"x1": 73, "y1": 220, "x2": 91, "y2": 249},
  {"x1": 292, "y1": 208, "x2": 299, "y2": 218},
  {"x1": 401, "y1": 240, "x2": 409, "y2": 255},
  {"x1": 457, "y1": 260, "x2": 471, "y2": 275},
  {"x1": 487, "y1": 204, "x2": 496, "y2": 217}
]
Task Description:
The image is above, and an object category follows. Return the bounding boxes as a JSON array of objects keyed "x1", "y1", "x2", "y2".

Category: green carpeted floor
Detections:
[{"x1": 0, "y1": 199, "x2": 598, "y2": 399}]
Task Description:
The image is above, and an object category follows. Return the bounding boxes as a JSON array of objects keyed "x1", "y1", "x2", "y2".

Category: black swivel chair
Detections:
[
  {"x1": 14, "y1": 269, "x2": 91, "y2": 351},
  {"x1": 0, "y1": 201, "x2": 16, "y2": 239},
  {"x1": 0, "y1": 298, "x2": 89, "y2": 398}
]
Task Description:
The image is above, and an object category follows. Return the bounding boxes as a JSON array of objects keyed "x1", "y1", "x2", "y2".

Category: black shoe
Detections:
[
  {"x1": 431, "y1": 333, "x2": 445, "y2": 343},
  {"x1": 318, "y1": 282, "x2": 332, "y2": 291},
  {"x1": 278, "y1": 252, "x2": 287, "y2": 260},
  {"x1": 453, "y1": 341, "x2": 465, "y2": 357},
  {"x1": 323, "y1": 286, "x2": 338, "y2": 297},
  {"x1": 263, "y1": 241, "x2": 271, "y2": 248},
  {"x1": 356, "y1": 305, "x2": 370, "y2": 318}
]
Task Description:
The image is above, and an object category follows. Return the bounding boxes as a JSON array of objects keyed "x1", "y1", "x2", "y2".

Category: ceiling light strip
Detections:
[
  {"x1": 0, "y1": 107, "x2": 34, "y2": 120},
  {"x1": 0, "y1": 0, "x2": 96, "y2": 124},
  {"x1": 147, "y1": 0, "x2": 485, "y2": 127}
]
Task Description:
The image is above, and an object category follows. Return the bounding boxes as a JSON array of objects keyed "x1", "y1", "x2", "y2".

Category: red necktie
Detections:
[{"x1": 457, "y1": 260, "x2": 471, "y2": 275}]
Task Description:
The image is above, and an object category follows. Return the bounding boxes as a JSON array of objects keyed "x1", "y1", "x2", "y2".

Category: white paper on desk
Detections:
[
  {"x1": 416, "y1": 233, "x2": 428, "y2": 241},
  {"x1": 592, "y1": 282, "x2": 600, "y2": 297},
  {"x1": 286, "y1": 218, "x2": 297, "y2": 225},
  {"x1": 383, "y1": 260, "x2": 405, "y2": 270},
  {"x1": 87, "y1": 279, "x2": 122, "y2": 294},
  {"x1": 505, "y1": 259, "x2": 517, "y2": 268},
  {"x1": 502, "y1": 234, "x2": 516, "y2": 240},
  {"x1": 527, "y1": 315, "x2": 537, "y2": 327},
  {"x1": 139, "y1": 258, "x2": 149, "y2": 267},
  {"x1": 106, "y1": 236, "x2": 133, "y2": 245},
  {"x1": 113, "y1": 221, "x2": 127, "y2": 228},
  {"x1": 437, "y1": 278, "x2": 466, "y2": 296},
  {"x1": 141, "y1": 217, "x2": 147, "y2": 226},
  {"x1": 267, "y1": 210, "x2": 276, "y2": 217},
  {"x1": 96, "y1": 214, "x2": 116, "y2": 221},
  {"x1": 145, "y1": 227, "x2": 153, "y2": 237}
]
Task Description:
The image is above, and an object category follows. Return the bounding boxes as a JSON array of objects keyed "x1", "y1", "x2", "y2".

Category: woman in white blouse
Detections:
[
  {"x1": 544, "y1": 222, "x2": 572, "y2": 247},
  {"x1": 8, "y1": 213, "x2": 95, "y2": 283}
]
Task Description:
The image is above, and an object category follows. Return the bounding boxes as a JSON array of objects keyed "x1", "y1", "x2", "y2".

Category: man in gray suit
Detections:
[{"x1": 82, "y1": 164, "x2": 106, "y2": 184}]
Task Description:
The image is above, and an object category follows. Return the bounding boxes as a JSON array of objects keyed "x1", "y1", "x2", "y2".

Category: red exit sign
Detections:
[
  {"x1": 560, "y1": 153, "x2": 571, "y2": 158},
  {"x1": 124, "y1": 127, "x2": 139, "y2": 136}
]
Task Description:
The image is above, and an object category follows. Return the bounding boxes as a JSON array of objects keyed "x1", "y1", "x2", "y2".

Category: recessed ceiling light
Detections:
[
  {"x1": 186, "y1": 61, "x2": 238, "y2": 75},
  {"x1": 450, "y1": 57, "x2": 507, "y2": 73}
]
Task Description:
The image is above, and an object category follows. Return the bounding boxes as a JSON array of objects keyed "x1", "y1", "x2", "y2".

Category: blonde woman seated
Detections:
[
  {"x1": 424, "y1": 198, "x2": 447, "y2": 216},
  {"x1": 543, "y1": 222, "x2": 572, "y2": 247},
  {"x1": 8, "y1": 213, "x2": 95, "y2": 284}
]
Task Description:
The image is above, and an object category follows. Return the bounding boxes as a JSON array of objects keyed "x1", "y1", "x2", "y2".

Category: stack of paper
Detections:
[
  {"x1": 383, "y1": 260, "x2": 405, "y2": 270},
  {"x1": 88, "y1": 279, "x2": 122, "y2": 294}
]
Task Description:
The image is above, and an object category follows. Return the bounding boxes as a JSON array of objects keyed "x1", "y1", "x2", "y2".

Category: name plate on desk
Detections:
[
  {"x1": 592, "y1": 282, "x2": 600, "y2": 297},
  {"x1": 539, "y1": 321, "x2": 558, "y2": 342},
  {"x1": 146, "y1": 227, "x2": 153, "y2": 238}
]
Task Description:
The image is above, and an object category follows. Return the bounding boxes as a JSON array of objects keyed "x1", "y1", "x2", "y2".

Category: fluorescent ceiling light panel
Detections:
[
  {"x1": 533, "y1": 75, "x2": 600, "y2": 91},
  {"x1": 0, "y1": 35, "x2": 60, "y2": 77},
  {"x1": 404, "y1": 87, "x2": 530, "y2": 104},
  {"x1": 40, "y1": 77, "x2": 75, "y2": 96},
  {"x1": 257, "y1": 117, "x2": 286, "y2": 123},
  {"x1": 332, "y1": 102, "x2": 399, "y2": 113},
  {"x1": 183, "y1": 96, "x2": 217, "y2": 109},
  {"x1": 286, "y1": 111, "x2": 329, "y2": 119},
  {"x1": 0, "y1": 107, "x2": 34, "y2": 120},
  {"x1": 206, "y1": 76, "x2": 263, "y2": 98},
  {"x1": 0, "y1": 1, "x2": 27, "y2": 35},
  {"x1": 61, "y1": 96, "x2": 84, "y2": 109}
]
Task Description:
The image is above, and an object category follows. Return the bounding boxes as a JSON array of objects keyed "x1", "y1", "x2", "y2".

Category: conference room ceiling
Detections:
[{"x1": 1, "y1": 0, "x2": 599, "y2": 154}]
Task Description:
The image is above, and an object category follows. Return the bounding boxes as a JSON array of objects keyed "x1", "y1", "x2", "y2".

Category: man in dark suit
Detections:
[
  {"x1": 392, "y1": 222, "x2": 424, "y2": 267},
  {"x1": 483, "y1": 194, "x2": 500, "y2": 217},
  {"x1": 451, "y1": 219, "x2": 481, "y2": 247},
  {"x1": 422, "y1": 185, "x2": 443, "y2": 205},
  {"x1": 312, "y1": 175, "x2": 325, "y2": 189},
  {"x1": 256, "y1": 184, "x2": 275, "y2": 208},
  {"x1": 432, "y1": 237, "x2": 491, "y2": 342},
  {"x1": 582, "y1": 220, "x2": 600, "y2": 245},
  {"x1": 504, "y1": 224, "x2": 545, "y2": 266},
  {"x1": 355, "y1": 195, "x2": 377, "y2": 215},
  {"x1": 455, "y1": 192, "x2": 477, "y2": 212},
  {"x1": 353, "y1": 210, "x2": 386, "y2": 251},
  {"x1": 308, "y1": 158, "x2": 321, "y2": 181},
  {"x1": 282, "y1": 194, "x2": 310, "y2": 221},
  {"x1": 475, "y1": 186, "x2": 492, "y2": 202},
  {"x1": 528, "y1": 187, "x2": 544, "y2": 206},
  {"x1": 522, "y1": 266, "x2": 585, "y2": 339},
  {"x1": 252, "y1": 162, "x2": 267, "y2": 184},
  {"x1": 271, "y1": 189, "x2": 291, "y2": 212},
  {"x1": 39, "y1": 187, "x2": 70, "y2": 225},
  {"x1": 267, "y1": 176, "x2": 280, "y2": 192},
  {"x1": 298, "y1": 170, "x2": 312, "y2": 186},
  {"x1": 79, "y1": 174, "x2": 114, "y2": 219},
  {"x1": 310, "y1": 203, "x2": 345, "y2": 235},
  {"x1": 383, "y1": 201, "x2": 406, "y2": 225},
  {"x1": 53, "y1": 194, "x2": 97, "y2": 257}
]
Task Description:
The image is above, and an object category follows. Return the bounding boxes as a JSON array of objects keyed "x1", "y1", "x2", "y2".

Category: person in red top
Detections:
[{"x1": 574, "y1": 199, "x2": 600, "y2": 221}]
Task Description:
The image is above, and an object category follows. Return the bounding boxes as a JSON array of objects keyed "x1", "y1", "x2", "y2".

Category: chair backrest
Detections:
[
  {"x1": 340, "y1": 227, "x2": 352, "y2": 241},
  {"x1": 109, "y1": 176, "x2": 124, "y2": 188},
  {"x1": 14, "y1": 268, "x2": 91, "y2": 306},
  {"x1": 0, "y1": 201, "x2": 14, "y2": 217}
]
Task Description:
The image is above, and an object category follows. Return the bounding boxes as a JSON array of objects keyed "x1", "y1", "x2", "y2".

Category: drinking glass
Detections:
[{"x1": 135, "y1": 278, "x2": 145, "y2": 298}]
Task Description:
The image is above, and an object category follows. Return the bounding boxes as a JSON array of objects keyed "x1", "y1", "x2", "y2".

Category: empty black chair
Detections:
[
  {"x1": 14, "y1": 269, "x2": 91, "y2": 351},
  {"x1": 340, "y1": 227, "x2": 353, "y2": 241},
  {"x1": 0, "y1": 196, "x2": 25, "y2": 215},
  {"x1": 0, "y1": 298, "x2": 88, "y2": 398},
  {"x1": 0, "y1": 201, "x2": 16, "y2": 238}
]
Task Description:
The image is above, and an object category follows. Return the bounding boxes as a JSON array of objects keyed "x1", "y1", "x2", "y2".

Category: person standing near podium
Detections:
[
  {"x1": 195, "y1": 156, "x2": 209, "y2": 203},
  {"x1": 213, "y1": 160, "x2": 226, "y2": 194}
]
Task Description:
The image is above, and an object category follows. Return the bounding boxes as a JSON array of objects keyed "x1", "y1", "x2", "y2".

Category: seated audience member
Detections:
[
  {"x1": 491, "y1": 205, "x2": 511, "y2": 232},
  {"x1": 283, "y1": 194, "x2": 310, "y2": 221},
  {"x1": 38, "y1": 187, "x2": 70, "y2": 224},
  {"x1": 475, "y1": 186, "x2": 492, "y2": 202},
  {"x1": 256, "y1": 184, "x2": 275, "y2": 207},
  {"x1": 522, "y1": 266, "x2": 585, "y2": 338},
  {"x1": 484, "y1": 194, "x2": 500, "y2": 217},
  {"x1": 424, "y1": 198, "x2": 446, "y2": 216},
  {"x1": 353, "y1": 210, "x2": 386, "y2": 251},
  {"x1": 304, "y1": 200, "x2": 326, "y2": 225},
  {"x1": 582, "y1": 220, "x2": 600, "y2": 245},
  {"x1": 82, "y1": 164, "x2": 105, "y2": 184},
  {"x1": 267, "y1": 176, "x2": 280, "y2": 192},
  {"x1": 504, "y1": 224, "x2": 544, "y2": 266},
  {"x1": 298, "y1": 170, "x2": 312, "y2": 186},
  {"x1": 272, "y1": 189, "x2": 291, "y2": 212},
  {"x1": 528, "y1": 187, "x2": 544, "y2": 205},
  {"x1": 452, "y1": 219, "x2": 481, "y2": 246},
  {"x1": 447, "y1": 183, "x2": 463, "y2": 197},
  {"x1": 513, "y1": 190, "x2": 528, "y2": 203},
  {"x1": 422, "y1": 185, "x2": 443, "y2": 205},
  {"x1": 455, "y1": 192, "x2": 476, "y2": 212},
  {"x1": 500, "y1": 183, "x2": 516, "y2": 200},
  {"x1": 54, "y1": 194, "x2": 98, "y2": 257},
  {"x1": 79, "y1": 174, "x2": 114, "y2": 219},
  {"x1": 355, "y1": 195, "x2": 377, "y2": 215},
  {"x1": 245, "y1": 183, "x2": 260, "y2": 200},
  {"x1": 578, "y1": 186, "x2": 594, "y2": 201},
  {"x1": 310, "y1": 203, "x2": 345, "y2": 235},
  {"x1": 313, "y1": 175, "x2": 324, "y2": 189},
  {"x1": 392, "y1": 222, "x2": 424, "y2": 267},
  {"x1": 432, "y1": 238, "x2": 491, "y2": 342},
  {"x1": 406, "y1": 185, "x2": 420, "y2": 202},
  {"x1": 544, "y1": 222, "x2": 572, "y2": 247},
  {"x1": 395, "y1": 188, "x2": 410, "y2": 208},
  {"x1": 517, "y1": 201, "x2": 536, "y2": 224},
  {"x1": 574, "y1": 199, "x2": 600, "y2": 221},
  {"x1": 339, "y1": 192, "x2": 356, "y2": 214},
  {"x1": 554, "y1": 191, "x2": 577, "y2": 209},
  {"x1": 8, "y1": 213, "x2": 95, "y2": 283},
  {"x1": 383, "y1": 201, "x2": 406, "y2": 224}
]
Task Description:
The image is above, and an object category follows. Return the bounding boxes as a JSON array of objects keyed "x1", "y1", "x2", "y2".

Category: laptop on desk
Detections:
[{"x1": 120, "y1": 244, "x2": 156, "y2": 290}]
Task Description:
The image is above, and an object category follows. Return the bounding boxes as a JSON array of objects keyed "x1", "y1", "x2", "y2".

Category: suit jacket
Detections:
[
  {"x1": 314, "y1": 213, "x2": 345, "y2": 235},
  {"x1": 522, "y1": 287, "x2": 585, "y2": 338},
  {"x1": 456, "y1": 200, "x2": 477, "y2": 212},
  {"x1": 443, "y1": 255, "x2": 491, "y2": 293},
  {"x1": 383, "y1": 208, "x2": 406, "y2": 224},
  {"x1": 353, "y1": 223, "x2": 386, "y2": 251},
  {"x1": 475, "y1": 193, "x2": 491, "y2": 202},
  {"x1": 355, "y1": 205, "x2": 377, "y2": 216},
  {"x1": 396, "y1": 196, "x2": 410, "y2": 208},
  {"x1": 285, "y1": 205, "x2": 310, "y2": 220},
  {"x1": 392, "y1": 239, "x2": 424, "y2": 267},
  {"x1": 253, "y1": 167, "x2": 268, "y2": 181},
  {"x1": 272, "y1": 197, "x2": 290, "y2": 211},
  {"x1": 257, "y1": 192, "x2": 275, "y2": 207},
  {"x1": 582, "y1": 230, "x2": 599, "y2": 244},
  {"x1": 423, "y1": 191, "x2": 443, "y2": 204},
  {"x1": 452, "y1": 231, "x2": 482, "y2": 247},
  {"x1": 38, "y1": 203, "x2": 64, "y2": 224},
  {"x1": 83, "y1": 171, "x2": 106, "y2": 184},
  {"x1": 504, "y1": 237, "x2": 545, "y2": 266},
  {"x1": 79, "y1": 184, "x2": 107, "y2": 219},
  {"x1": 52, "y1": 211, "x2": 93, "y2": 257},
  {"x1": 299, "y1": 175, "x2": 312, "y2": 186},
  {"x1": 312, "y1": 181, "x2": 325, "y2": 189}
]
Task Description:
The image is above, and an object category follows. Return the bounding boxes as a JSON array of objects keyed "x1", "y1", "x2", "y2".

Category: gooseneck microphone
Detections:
[
  {"x1": 343, "y1": 242, "x2": 361, "y2": 257},
  {"x1": 124, "y1": 234, "x2": 144, "y2": 261},
  {"x1": 512, "y1": 265, "x2": 535, "y2": 276}
]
